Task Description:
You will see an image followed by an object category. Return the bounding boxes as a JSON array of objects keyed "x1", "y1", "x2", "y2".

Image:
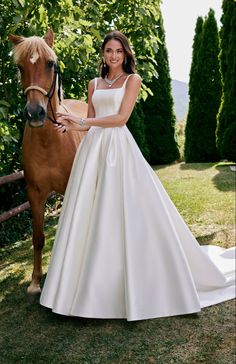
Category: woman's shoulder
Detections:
[
  {"x1": 88, "y1": 77, "x2": 103, "y2": 89},
  {"x1": 130, "y1": 73, "x2": 141, "y2": 79},
  {"x1": 126, "y1": 73, "x2": 142, "y2": 86},
  {"x1": 88, "y1": 77, "x2": 100, "y2": 92},
  {"x1": 88, "y1": 77, "x2": 98, "y2": 85},
  {"x1": 90, "y1": 76, "x2": 103, "y2": 81},
  {"x1": 126, "y1": 73, "x2": 141, "y2": 81}
]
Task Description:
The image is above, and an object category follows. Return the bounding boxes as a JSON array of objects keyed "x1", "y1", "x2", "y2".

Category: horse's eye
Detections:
[{"x1": 47, "y1": 60, "x2": 54, "y2": 69}]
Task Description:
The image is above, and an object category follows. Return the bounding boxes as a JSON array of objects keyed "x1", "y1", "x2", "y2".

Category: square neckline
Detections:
[{"x1": 94, "y1": 74, "x2": 132, "y2": 91}]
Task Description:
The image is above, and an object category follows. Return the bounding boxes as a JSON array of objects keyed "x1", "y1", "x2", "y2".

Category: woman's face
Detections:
[{"x1": 103, "y1": 39, "x2": 125, "y2": 71}]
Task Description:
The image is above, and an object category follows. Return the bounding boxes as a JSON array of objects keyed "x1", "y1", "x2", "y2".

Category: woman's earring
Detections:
[
  {"x1": 102, "y1": 57, "x2": 107, "y2": 68},
  {"x1": 124, "y1": 57, "x2": 127, "y2": 66}
]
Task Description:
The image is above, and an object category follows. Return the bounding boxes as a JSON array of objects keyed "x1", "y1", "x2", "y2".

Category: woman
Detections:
[{"x1": 40, "y1": 31, "x2": 235, "y2": 321}]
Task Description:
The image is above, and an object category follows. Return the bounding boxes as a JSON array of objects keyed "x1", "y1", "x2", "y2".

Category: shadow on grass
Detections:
[
  {"x1": 0, "y1": 194, "x2": 61, "y2": 248},
  {"x1": 196, "y1": 232, "x2": 217, "y2": 245},
  {"x1": 180, "y1": 162, "x2": 214, "y2": 171},
  {"x1": 0, "y1": 216, "x2": 56, "y2": 269},
  {"x1": 212, "y1": 165, "x2": 236, "y2": 192},
  {"x1": 0, "y1": 268, "x2": 235, "y2": 364},
  {"x1": 152, "y1": 162, "x2": 179, "y2": 171},
  {"x1": 0, "y1": 210, "x2": 32, "y2": 248},
  {"x1": 1, "y1": 227, "x2": 235, "y2": 363}
]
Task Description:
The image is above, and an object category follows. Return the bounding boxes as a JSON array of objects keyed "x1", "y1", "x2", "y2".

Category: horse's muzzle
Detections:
[{"x1": 24, "y1": 102, "x2": 46, "y2": 127}]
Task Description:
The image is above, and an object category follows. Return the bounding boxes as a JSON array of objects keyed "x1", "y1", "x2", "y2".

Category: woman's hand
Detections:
[
  {"x1": 55, "y1": 112, "x2": 89, "y2": 133},
  {"x1": 56, "y1": 112, "x2": 80, "y2": 125}
]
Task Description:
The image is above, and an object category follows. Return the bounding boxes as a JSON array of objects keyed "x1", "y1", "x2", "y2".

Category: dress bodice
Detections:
[{"x1": 91, "y1": 76, "x2": 132, "y2": 118}]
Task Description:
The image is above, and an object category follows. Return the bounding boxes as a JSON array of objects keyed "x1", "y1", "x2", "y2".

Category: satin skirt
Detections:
[{"x1": 40, "y1": 126, "x2": 235, "y2": 321}]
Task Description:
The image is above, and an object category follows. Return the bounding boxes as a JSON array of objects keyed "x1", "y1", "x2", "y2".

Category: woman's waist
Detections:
[{"x1": 88, "y1": 125, "x2": 126, "y2": 135}]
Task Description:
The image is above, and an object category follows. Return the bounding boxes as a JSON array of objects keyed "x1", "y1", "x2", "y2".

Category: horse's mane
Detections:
[{"x1": 12, "y1": 36, "x2": 57, "y2": 64}]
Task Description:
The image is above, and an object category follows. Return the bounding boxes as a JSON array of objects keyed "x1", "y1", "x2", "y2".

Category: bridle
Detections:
[{"x1": 23, "y1": 63, "x2": 62, "y2": 125}]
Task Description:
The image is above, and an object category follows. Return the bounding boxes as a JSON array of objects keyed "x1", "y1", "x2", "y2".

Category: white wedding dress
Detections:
[{"x1": 40, "y1": 75, "x2": 235, "y2": 321}]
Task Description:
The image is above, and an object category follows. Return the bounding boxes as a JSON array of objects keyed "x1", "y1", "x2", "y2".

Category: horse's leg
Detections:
[{"x1": 27, "y1": 186, "x2": 47, "y2": 295}]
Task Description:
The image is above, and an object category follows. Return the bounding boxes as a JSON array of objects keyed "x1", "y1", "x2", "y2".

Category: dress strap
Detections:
[
  {"x1": 94, "y1": 77, "x2": 97, "y2": 90},
  {"x1": 122, "y1": 74, "x2": 133, "y2": 88}
]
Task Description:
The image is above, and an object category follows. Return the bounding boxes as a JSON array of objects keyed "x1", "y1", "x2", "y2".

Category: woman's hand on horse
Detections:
[
  {"x1": 55, "y1": 112, "x2": 89, "y2": 132},
  {"x1": 56, "y1": 112, "x2": 79, "y2": 125}
]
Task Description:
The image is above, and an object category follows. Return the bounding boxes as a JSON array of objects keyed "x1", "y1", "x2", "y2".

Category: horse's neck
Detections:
[{"x1": 24, "y1": 120, "x2": 56, "y2": 146}]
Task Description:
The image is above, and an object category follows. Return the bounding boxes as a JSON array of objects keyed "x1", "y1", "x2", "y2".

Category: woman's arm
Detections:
[
  {"x1": 55, "y1": 79, "x2": 95, "y2": 133},
  {"x1": 56, "y1": 74, "x2": 142, "y2": 130},
  {"x1": 87, "y1": 79, "x2": 96, "y2": 118}
]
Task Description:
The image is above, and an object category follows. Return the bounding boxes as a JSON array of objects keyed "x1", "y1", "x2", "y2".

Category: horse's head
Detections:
[{"x1": 9, "y1": 29, "x2": 60, "y2": 128}]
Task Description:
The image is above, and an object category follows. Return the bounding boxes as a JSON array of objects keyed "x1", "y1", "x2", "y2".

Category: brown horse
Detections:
[{"x1": 9, "y1": 29, "x2": 88, "y2": 295}]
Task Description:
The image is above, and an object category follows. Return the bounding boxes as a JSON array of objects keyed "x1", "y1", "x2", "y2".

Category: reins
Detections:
[{"x1": 24, "y1": 63, "x2": 62, "y2": 126}]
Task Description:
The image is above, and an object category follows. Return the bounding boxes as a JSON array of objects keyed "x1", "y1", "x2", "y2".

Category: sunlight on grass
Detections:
[
  {"x1": 0, "y1": 162, "x2": 235, "y2": 364},
  {"x1": 155, "y1": 162, "x2": 235, "y2": 248}
]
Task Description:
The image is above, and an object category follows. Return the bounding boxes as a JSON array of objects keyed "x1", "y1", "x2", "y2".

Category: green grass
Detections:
[
  {"x1": 0, "y1": 162, "x2": 235, "y2": 364},
  {"x1": 156, "y1": 162, "x2": 235, "y2": 248}
]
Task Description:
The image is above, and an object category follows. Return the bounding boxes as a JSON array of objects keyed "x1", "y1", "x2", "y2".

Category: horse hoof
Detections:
[{"x1": 27, "y1": 284, "x2": 41, "y2": 296}]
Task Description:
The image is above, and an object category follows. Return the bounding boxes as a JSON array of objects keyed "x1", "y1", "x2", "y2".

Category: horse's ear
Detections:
[
  {"x1": 9, "y1": 34, "x2": 24, "y2": 45},
  {"x1": 44, "y1": 28, "x2": 54, "y2": 48}
]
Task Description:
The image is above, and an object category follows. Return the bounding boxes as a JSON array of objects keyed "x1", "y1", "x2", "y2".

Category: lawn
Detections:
[{"x1": 0, "y1": 162, "x2": 235, "y2": 364}]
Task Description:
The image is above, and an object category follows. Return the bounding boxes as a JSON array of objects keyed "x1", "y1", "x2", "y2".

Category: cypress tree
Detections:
[
  {"x1": 185, "y1": 17, "x2": 203, "y2": 162},
  {"x1": 216, "y1": 0, "x2": 236, "y2": 162},
  {"x1": 142, "y1": 13, "x2": 179, "y2": 165},
  {"x1": 127, "y1": 104, "x2": 150, "y2": 160},
  {"x1": 185, "y1": 10, "x2": 222, "y2": 162}
]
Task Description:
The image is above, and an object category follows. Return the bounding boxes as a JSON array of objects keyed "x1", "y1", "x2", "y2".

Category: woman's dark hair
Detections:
[{"x1": 100, "y1": 31, "x2": 136, "y2": 78}]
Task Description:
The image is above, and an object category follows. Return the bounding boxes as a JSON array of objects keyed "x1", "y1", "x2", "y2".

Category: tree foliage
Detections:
[
  {"x1": 216, "y1": 0, "x2": 236, "y2": 162},
  {"x1": 0, "y1": 0, "x2": 162, "y2": 219},
  {"x1": 185, "y1": 10, "x2": 222, "y2": 162},
  {"x1": 141, "y1": 12, "x2": 180, "y2": 165},
  {"x1": 0, "y1": 0, "x2": 161, "y2": 177}
]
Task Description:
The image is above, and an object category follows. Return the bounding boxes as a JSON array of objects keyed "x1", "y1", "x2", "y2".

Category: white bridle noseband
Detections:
[{"x1": 24, "y1": 85, "x2": 48, "y2": 96}]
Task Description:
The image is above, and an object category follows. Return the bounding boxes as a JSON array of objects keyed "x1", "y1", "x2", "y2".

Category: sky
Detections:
[{"x1": 161, "y1": 0, "x2": 223, "y2": 83}]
